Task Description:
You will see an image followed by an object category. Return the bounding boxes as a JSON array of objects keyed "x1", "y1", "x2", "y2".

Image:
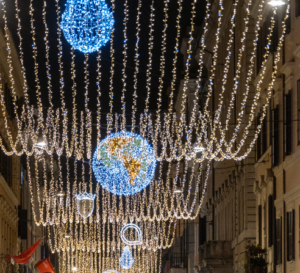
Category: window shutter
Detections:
[
  {"x1": 199, "y1": 216, "x2": 206, "y2": 245},
  {"x1": 276, "y1": 217, "x2": 282, "y2": 265},
  {"x1": 268, "y1": 195, "x2": 273, "y2": 247},
  {"x1": 285, "y1": 92, "x2": 292, "y2": 156},
  {"x1": 292, "y1": 210, "x2": 295, "y2": 260},
  {"x1": 296, "y1": 0, "x2": 300, "y2": 17},
  {"x1": 256, "y1": 115, "x2": 262, "y2": 160},
  {"x1": 272, "y1": 106, "x2": 279, "y2": 167},
  {"x1": 259, "y1": 205, "x2": 262, "y2": 246},
  {"x1": 287, "y1": 210, "x2": 295, "y2": 261},
  {"x1": 297, "y1": 80, "x2": 300, "y2": 145},
  {"x1": 263, "y1": 113, "x2": 267, "y2": 154}
]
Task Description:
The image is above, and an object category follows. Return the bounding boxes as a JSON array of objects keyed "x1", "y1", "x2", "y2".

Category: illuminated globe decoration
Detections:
[
  {"x1": 121, "y1": 224, "x2": 143, "y2": 246},
  {"x1": 119, "y1": 246, "x2": 134, "y2": 269},
  {"x1": 60, "y1": 0, "x2": 114, "y2": 53},
  {"x1": 92, "y1": 132, "x2": 156, "y2": 196},
  {"x1": 76, "y1": 192, "x2": 96, "y2": 218}
]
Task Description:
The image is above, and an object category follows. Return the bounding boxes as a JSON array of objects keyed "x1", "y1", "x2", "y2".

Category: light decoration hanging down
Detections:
[
  {"x1": 121, "y1": 224, "x2": 143, "y2": 246},
  {"x1": 92, "y1": 132, "x2": 156, "y2": 195},
  {"x1": 0, "y1": 0, "x2": 291, "y2": 225},
  {"x1": 119, "y1": 246, "x2": 134, "y2": 269},
  {"x1": 60, "y1": 0, "x2": 114, "y2": 53},
  {"x1": 75, "y1": 192, "x2": 96, "y2": 218}
]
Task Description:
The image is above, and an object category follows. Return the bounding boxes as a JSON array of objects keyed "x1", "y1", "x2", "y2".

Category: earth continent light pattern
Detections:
[
  {"x1": 61, "y1": 0, "x2": 114, "y2": 53},
  {"x1": 92, "y1": 132, "x2": 156, "y2": 195}
]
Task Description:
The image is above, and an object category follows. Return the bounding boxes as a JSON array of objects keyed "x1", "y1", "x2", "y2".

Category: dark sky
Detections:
[{"x1": 5, "y1": 0, "x2": 206, "y2": 118}]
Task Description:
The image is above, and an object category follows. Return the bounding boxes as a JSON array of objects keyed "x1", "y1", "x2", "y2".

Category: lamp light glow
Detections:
[
  {"x1": 56, "y1": 190, "x2": 65, "y2": 197},
  {"x1": 268, "y1": 0, "x2": 285, "y2": 5}
]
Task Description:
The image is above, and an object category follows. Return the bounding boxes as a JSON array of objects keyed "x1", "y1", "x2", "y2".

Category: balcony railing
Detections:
[{"x1": 165, "y1": 253, "x2": 188, "y2": 269}]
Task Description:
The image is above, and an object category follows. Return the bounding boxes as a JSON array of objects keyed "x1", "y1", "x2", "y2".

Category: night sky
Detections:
[{"x1": 5, "y1": 0, "x2": 206, "y2": 119}]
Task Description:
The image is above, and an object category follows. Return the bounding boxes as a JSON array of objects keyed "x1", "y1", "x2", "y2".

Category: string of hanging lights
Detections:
[
  {"x1": 0, "y1": 0, "x2": 291, "y2": 243},
  {"x1": 57, "y1": 245, "x2": 161, "y2": 273},
  {"x1": 0, "y1": 0, "x2": 286, "y2": 163}
]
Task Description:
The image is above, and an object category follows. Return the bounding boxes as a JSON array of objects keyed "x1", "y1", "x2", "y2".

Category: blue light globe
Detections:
[
  {"x1": 61, "y1": 0, "x2": 114, "y2": 53},
  {"x1": 92, "y1": 132, "x2": 156, "y2": 196}
]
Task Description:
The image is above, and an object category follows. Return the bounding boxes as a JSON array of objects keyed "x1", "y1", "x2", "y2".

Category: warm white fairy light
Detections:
[{"x1": 0, "y1": 0, "x2": 290, "y2": 252}]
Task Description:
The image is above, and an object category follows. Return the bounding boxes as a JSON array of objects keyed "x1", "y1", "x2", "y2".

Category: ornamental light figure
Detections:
[
  {"x1": 119, "y1": 246, "x2": 134, "y2": 269},
  {"x1": 76, "y1": 192, "x2": 96, "y2": 218},
  {"x1": 61, "y1": 0, "x2": 114, "y2": 53}
]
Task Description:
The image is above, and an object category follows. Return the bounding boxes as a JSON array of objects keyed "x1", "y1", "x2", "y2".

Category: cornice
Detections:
[
  {"x1": 293, "y1": 45, "x2": 300, "y2": 59},
  {"x1": 280, "y1": 62, "x2": 295, "y2": 77},
  {"x1": 274, "y1": 183, "x2": 300, "y2": 207}
]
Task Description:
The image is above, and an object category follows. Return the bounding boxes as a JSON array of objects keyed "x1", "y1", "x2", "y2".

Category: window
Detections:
[
  {"x1": 262, "y1": 113, "x2": 268, "y2": 154},
  {"x1": 268, "y1": 195, "x2": 274, "y2": 247},
  {"x1": 287, "y1": 210, "x2": 295, "y2": 261},
  {"x1": 257, "y1": 27, "x2": 263, "y2": 75},
  {"x1": 199, "y1": 216, "x2": 206, "y2": 245},
  {"x1": 272, "y1": 106, "x2": 279, "y2": 167},
  {"x1": 284, "y1": 91, "x2": 292, "y2": 156},
  {"x1": 256, "y1": 115, "x2": 262, "y2": 160},
  {"x1": 276, "y1": 217, "x2": 282, "y2": 265},
  {"x1": 296, "y1": 0, "x2": 300, "y2": 17},
  {"x1": 286, "y1": 10, "x2": 291, "y2": 34},
  {"x1": 4, "y1": 82, "x2": 14, "y2": 119},
  {"x1": 258, "y1": 205, "x2": 262, "y2": 246},
  {"x1": 297, "y1": 80, "x2": 300, "y2": 145},
  {"x1": 0, "y1": 141, "x2": 12, "y2": 187},
  {"x1": 271, "y1": 13, "x2": 279, "y2": 53}
]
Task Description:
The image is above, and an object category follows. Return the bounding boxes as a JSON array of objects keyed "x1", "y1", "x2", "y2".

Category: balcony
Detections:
[
  {"x1": 197, "y1": 241, "x2": 233, "y2": 273},
  {"x1": 163, "y1": 254, "x2": 188, "y2": 273}
]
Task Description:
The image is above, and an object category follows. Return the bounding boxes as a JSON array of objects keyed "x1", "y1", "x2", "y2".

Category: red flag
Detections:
[
  {"x1": 35, "y1": 257, "x2": 55, "y2": 273},
  {"x1": 11, "y1": 239, "x2": 41, "y2": 264}
]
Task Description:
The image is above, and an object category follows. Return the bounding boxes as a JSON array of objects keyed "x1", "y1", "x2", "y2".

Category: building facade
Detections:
[{"x1": 254, "y1": 0, "x2": 300, "y2": 272}]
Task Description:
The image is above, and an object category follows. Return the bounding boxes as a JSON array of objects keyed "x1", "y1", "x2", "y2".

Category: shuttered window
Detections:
[
  {"x1": 268, "y1": 195, "x2": 274, "y2": 247},
  {"x1": 258, "y1": 205, "x2": 262, "y2": 246},
  {"x1": 199, "y1": 216, "x2": 206, "y2": 245},
  {"x1": 287, "y1": 210, "x2": 295, "y2": 261},
  {"x1": 297, "y1": 80, "x2": 300, "y2": 145},
  {"x1": 272, "y1": 106, "x2": 279, "y2": 167},
  {"x1": 296, "y1": 0, "x2": 300, "y2": 17},
  {"x1": 0, "y1": 139, "x2": 12, "y2": 187},
  {"x1": 257, "y1": 27, "x2": 263, "y2": 75},
  {"x1": 284, "y1": 91, "x2": 292, "y2": 156},
  {"x1": 256, "y1": 115, "x2": 262, "y2": 160},
  {"x1": 276, "y1": 217, "x2": 282, "y2": 265},
  {"x1": 262, "y1": 112, "x2": 268, "y2": 154},
  {"x1": 4, "y1": 83, "x2": 14, "y2": 119},
  {"x1": 299, "y1": 207, "x2": 300, "y2": 258}
]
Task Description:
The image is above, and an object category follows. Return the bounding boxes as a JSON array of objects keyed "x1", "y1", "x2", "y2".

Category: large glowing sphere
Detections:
[
  {"x1": 61, "y1": 0, "x2": 114, "y2": 53},
  {"x1": 92, "y1": 132, "x2": 156, "y2": 195}
]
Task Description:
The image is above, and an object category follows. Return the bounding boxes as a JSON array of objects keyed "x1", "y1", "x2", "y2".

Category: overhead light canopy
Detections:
[{"x1": 268, "y1": 0, "x2": 285, "y2": 6}]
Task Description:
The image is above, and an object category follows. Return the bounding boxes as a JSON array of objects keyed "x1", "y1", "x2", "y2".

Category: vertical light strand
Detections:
[
  {"x1": 131, "y1": 0, "x2": 142, "y2": 133},
  {"x1": 108, "y1": 0, "x2": 116, "y2": 135},
  {"x1": 121, "y1": 0, "x2": 129, "y2": 131}
]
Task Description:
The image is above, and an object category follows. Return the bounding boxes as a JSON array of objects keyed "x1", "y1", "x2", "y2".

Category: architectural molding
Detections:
[{"x1": 293, "y1": 45, "x2": 300, "y2": 59}]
